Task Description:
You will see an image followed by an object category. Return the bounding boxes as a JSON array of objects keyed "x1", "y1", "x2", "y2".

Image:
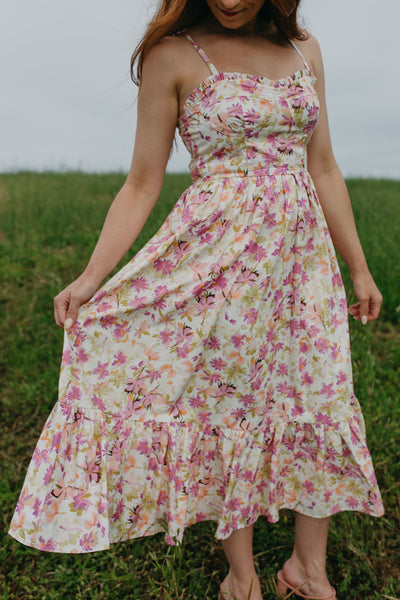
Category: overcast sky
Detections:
[{"x1": 1, "y1": 0, "x2": 399, "y2": 177}]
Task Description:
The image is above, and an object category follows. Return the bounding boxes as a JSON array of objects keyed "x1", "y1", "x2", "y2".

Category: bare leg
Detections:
[
  {"x1": 219, "y1": 525, "x2": 263, "y2": 600},
  {"x1": 281, "y1": 513, "x2": 334, "y2": 597}
]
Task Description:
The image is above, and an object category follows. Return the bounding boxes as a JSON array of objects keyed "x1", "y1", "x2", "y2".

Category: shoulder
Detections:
[
  {"x1": 293, "y1": 33, "x2": 324, "y2": 75},
  {"x1": 141, "y1": 34, "x2": 195, "y2": 91}
]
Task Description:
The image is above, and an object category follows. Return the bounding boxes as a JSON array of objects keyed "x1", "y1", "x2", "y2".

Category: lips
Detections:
[{"x1": 219, "y1": 7, "x2": 244, "y2": 17}]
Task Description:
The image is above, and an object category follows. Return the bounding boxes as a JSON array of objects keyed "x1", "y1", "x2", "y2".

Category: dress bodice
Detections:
[{"x1": 177, "y1": 35, "x2": 320, "y2": 182}]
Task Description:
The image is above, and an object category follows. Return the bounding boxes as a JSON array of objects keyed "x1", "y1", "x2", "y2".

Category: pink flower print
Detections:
[
  {"x1": 51, "y1": 431, "x2": 62, "y2": 452},
  {"x1": 32, "y1": 497, "x2": 41, "y2": 517},
  {"x1": 277, "y1": 382, "x2": 298, "y2": 398},
  {"x1": 157, "y1": 490, "x2": 168, "y2": 506},
  {"x1": 196, "y1": 292, "x2": 215, "y2": 314},
  {"x1": 305, "y1": 238, "x2": 315, "y2": 254},
  {"x1": 62, "y1": 349, "x2": 73, "y2": 365},
  {"x1": 232, "y1": 407, "x2": 247, "y2": 420},
  {"x1": 239, "y1": 393, "x2": 255, "y2": 408},
  {"x1": 214, "y1": 381, "x2": 236, "y2": 402},
  {"x1": 168, "y1": 398, "x2": 186, "y2": 419},
  {"x1": 289, "y1": 243, "x2": 302, "y2": 256},
  {"x1": 332, "y1": 273, "x2": 343, "y2": 288},
  {"x1": 130, "y1": 276, "x2": 149, "y2": 292},
  {"x1": 197, "y1": 410, "x2": 211, "y2": 425},
  {"x1": 79, "y1": 531, "x2": 96, "y2": 552},
  {"x1": 209, "y1": 109, "x2": 234, "y2": 134},
  {"x1": 91, "y1": 395, "x2": 106, "y2": 411},
  {"x1": 320, "y1": 383, "x2": 335, "y2": 399},
  {"x1": 210, "y1": 357, "x2": 227, "y2": 371},
  {"x1": 243, "y1": 107, "x2": 260, "y2": 123},
  {"x1": 125, "y1": 377, "x2": 141, "y2": 394},
  {"x1": 100, "y1": 315, "x2": 118, "y2": 330},
  {"x1": 244, "y1": 308, "x2": 258, "y2": 325},
  {"x1": 176, "y1": 342, "x2": 191, "y2": 358},
  {"x1": 83, "y1": 456, "x2": 101, "y2": 484},
  {"x1": 263, "y1": 210, "x2": 278, "y2": 229},
  {"x1": 112, "y1": 350, "x2": 127, "y2": 366},
  {"x1": 277, "y1": 363, "x2": 289, "y2": 377},
  {"x1": 76, "y1": 348, "x2": 89, "y2": 363},
  {"x1": 15, "y1": 488, "x2": 34, "y2": 514},
  {"x1": 93, "y1": 361, "x2": 109, "y2": 380},
  {"x1": 66, "y1": 385, "x2": 81, "y2": 402},
  {"x1": 44, "y1": 464, "x2": 54, "y2": 485},
  {"x1": 38, "y1": 537, "x2": 57, "y2": 552},
  {"x1": 173, "y1": 240, "x2": 189, "y2": 260},
  {"x1": 175, "y1": 323, "x2": 193, "y2": 345},
  {"x1": 154, "y1": 258, "x2": 175, "y2": 275},
  {"x1": 293, "y1": 94, "x2": 308, "y2": 109},
  {"x1": 346, "y1": 496, "x2": 359, "y2": 509},
  {"x1": 201, "y1": 370, "x2": 221, "y2": 385},
  {"x1": 301, "y1": 372, "x2": 314, "y2": 386},
  {"x1": 339, "y1": 298, "x2": 347, "y2": 313},
  {"x1": 278, "y1": 138, "x2": 294, "y2": 154},
  {"x1": 308, "y1": 325, "x2": 320, "y2": 338},
  {"x1": 336, "y1": 371, "x2": 347, "y2": 385},
  {"x1": 72, "y1": 492, "x2": 92, "y2": 511},
  {"x1": 113, "y1": 320, "x2": 131, "y2": 340},
  {"x1": 112, "y1": 499, "x2": 125, "y2": 522},
  {"x1": 330, "y1": 343, "x2": 340, "y2": 360},
  {"x1": 32, "y1": 447, "x2": 49, "y2": 468},
  {"x1": 315, "y1": 338, "x2": 329, "y2": 354},
  {"x1": 159, "y1": 330, "x2": 174, "y2": 346},
  {"x1": 303, "y1": 480, "x2": 315, "y2": 494},
  {"x1": 231, "y1": 334, "x2": 246, "y2": 349},
  {"x1": 50, "y1": 479, "x2": 76, "y2": 502},
  {"x1": 331, "y1": 313, "x2": 343, "y2": 329},
  {"x1": 240, "y1": 80, "x2": 259, "y2": 93},
  {"x1": 273, "y1": 301, "x2": 285, "y2": 321},
  {"x1": 189, "y1": 394, "x2": 206, "y2": 409},
  {"x1": 246, "y1": 241, "x2": 268, "y2": 262},
  {"x1": 315, "y1": 413, "x2": 333, "y2": 427},
  {"x1": 299, "y1": 338, "x2": 311, "y2": 354}
]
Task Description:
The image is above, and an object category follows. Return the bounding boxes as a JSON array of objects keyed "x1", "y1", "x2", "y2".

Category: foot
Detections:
[
  {"x1": 220, "y1": 569, "x2": 263, "y2": 600},
  {"x1": 280, "y1": 557, "x2": 334, "y2": 598}
]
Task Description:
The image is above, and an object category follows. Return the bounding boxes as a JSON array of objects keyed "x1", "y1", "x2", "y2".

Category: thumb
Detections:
[
  {"x1": 64, "y1": 299, "x2": 80, "y2": 330},
  {"x1": 359, "y1": 298, "x2": 369, "y2": 325}
]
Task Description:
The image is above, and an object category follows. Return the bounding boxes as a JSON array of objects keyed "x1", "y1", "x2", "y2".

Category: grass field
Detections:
[{"x1": 0, "y1": 173, "x2": 399, "y2": 599}]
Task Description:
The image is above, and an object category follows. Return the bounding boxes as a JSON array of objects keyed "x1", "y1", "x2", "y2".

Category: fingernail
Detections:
[
  {"x1": 361, "y1": 315, "x2": 368, "y2": 325},
  {"x1": 64, "y1": 318, "x2": 73, "y2": 330}
]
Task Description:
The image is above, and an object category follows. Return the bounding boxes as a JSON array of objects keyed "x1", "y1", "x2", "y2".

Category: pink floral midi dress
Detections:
[{"x1": 9, "y1": 32, "x2": 384, "y2": 553}]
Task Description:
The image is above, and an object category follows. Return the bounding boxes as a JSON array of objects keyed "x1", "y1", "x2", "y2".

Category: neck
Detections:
[{"x1": 202, "y1": 10, "x2": 268, "y2": 37}]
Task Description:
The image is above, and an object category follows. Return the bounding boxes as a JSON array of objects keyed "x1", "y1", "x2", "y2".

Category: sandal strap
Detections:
[{"x1": 277, "y1": 570, "x2": 336, "y2": 599}]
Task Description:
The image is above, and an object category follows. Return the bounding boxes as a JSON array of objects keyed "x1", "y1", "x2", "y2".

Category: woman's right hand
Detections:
[{"x1": 54, "y1": 273, "x2": 102, "y2": 329}]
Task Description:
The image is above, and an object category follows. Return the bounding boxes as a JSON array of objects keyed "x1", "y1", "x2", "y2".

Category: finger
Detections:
[
  {"x1": 64, "y1": 297, "x2": 81, "y2": 330},
  {"x1": 348, "y1": 302, "x2": 360, "y2": 316},
  {"x1": 368, "y1": 294, "x2": 383, "y2": 321},
  {"x1": 359, "y1": 298, "x2": 369, "y2": 325},
  {"x1": 54, "y1": 295, "x2": 67, "y2": 328}
]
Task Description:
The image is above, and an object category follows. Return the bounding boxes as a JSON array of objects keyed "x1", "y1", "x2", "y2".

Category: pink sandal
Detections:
[{"x1": 277, "y1": 570, "x2": 336, "y2": 599}]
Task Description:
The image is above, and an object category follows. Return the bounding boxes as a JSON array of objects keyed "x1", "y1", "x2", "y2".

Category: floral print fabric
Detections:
[{"x1": 8, "y1": 33, "x2": 384, "y2": 553}]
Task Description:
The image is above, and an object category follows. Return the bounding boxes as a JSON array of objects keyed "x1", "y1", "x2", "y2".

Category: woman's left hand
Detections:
[{"x1": 348, "y1": 268, "x2": 383, "y2": 324}]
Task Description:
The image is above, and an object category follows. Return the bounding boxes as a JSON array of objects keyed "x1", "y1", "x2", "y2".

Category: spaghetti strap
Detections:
[
  {"x1": 288, "y1": 40, "x2": 311, "y2": 71},
  {"x1": 182, "y1": 32, "x2": 219, "y2": 76}
]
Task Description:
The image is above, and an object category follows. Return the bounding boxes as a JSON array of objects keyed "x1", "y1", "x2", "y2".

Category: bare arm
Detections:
[
  {"x1": 54, "y1": 38, "x2": 180, "y2": 328},
  {"x1": 301, "y1": 35, "x2": 382, "y2": 324}
]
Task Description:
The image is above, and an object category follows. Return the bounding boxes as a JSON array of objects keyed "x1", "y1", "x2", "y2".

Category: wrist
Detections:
[
  {"x1": 349, "y1": 262, "x2": 369, "y2": 280},
  {"x1": 80, "y1": 266, "x2": 105, "y2": 288}
]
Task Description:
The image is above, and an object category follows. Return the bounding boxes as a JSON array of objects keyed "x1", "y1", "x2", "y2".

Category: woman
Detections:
[{"x1": 9, "y1": 1, "x2": 384, "y2": 599}]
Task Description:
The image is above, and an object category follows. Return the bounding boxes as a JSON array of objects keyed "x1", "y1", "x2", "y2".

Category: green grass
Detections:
[{"x1": 0, "y1": 173, "x2": 399, "y2": 599}]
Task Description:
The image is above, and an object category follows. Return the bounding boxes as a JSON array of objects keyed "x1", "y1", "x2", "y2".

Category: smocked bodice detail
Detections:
[{"x1": 178, "y1": 69, "x2": 320, "y2": 181}]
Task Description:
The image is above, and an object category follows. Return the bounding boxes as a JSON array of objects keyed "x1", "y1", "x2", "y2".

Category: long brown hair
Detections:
[{"x1": 130, "y1": 0, "x2": 307, "y2": 85}]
